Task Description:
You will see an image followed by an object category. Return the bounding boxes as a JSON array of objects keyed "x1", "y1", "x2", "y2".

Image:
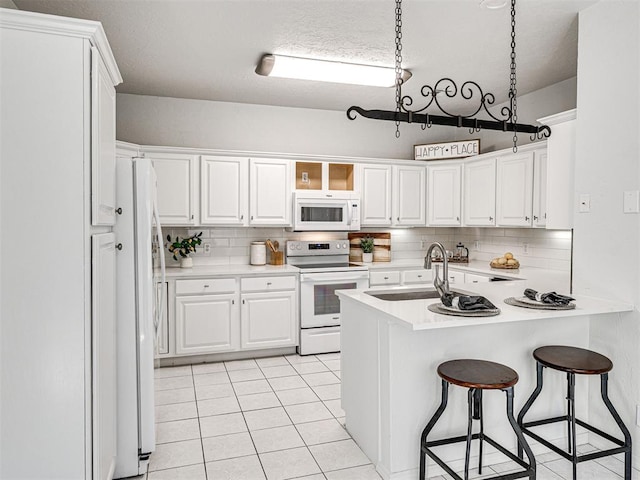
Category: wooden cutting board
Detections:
[{"x1": 348, "y1": 232, "x2": 391, "y2": 262}]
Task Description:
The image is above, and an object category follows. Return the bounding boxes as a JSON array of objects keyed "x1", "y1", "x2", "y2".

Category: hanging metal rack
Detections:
[{"x1": 346, "y1": 0, "x2": 551, "y2": 149}]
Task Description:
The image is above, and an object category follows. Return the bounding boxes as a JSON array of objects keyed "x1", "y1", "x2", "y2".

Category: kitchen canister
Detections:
[{"x1": 250, "y1": 241, "x2": 267, "y2": 265}]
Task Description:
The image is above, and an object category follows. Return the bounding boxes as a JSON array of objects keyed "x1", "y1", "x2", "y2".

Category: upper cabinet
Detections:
[
  {"x1": 201, "y1": 156, "x2": 248, "y2": 226},
  {"x1": 463, "y1": 158, "x2": 496, "y2": 226},
  {"x1": 91, "y1": 48, "x2": 117, "y2": 226},
  {"x1": 495, "y1": 151, "x2": 534, "y2": 227},
  {"x1": 393, "y1": 165, "x2": 426, "y2": 226},
  {"x1": 538, "y1": 110, "x2": 576, "y2": 230},
  {"x1": 360, "y1": 164, "x2": 392, "y2": 226},
  {"x1": 249, "y1": 158, "x2": 292, "y2": 226},
  {"x1": 532, "y1": 149, "x2": 548, "y2": 228},
  {"x1": 427, "y1": 163, "x2": 462, "y2": 226},
  {"x1": 151, "y1": 153, "x2": 198, "y2": 226},
  {"x1": 295, "y1": 161, "x2": 355, "y2": 191}
]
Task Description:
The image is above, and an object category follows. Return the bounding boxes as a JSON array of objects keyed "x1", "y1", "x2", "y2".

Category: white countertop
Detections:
[
  {"x1": 337, "y1": 280, "x2": 633, "y2": 332},
  {"x1": 156, "y1": 264, "x2": 299, "y2": 278}
]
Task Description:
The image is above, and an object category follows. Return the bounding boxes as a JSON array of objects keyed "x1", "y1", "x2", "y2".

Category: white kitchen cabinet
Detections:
[
  {"x1": 360, "y1": 164, "x2": 392, "y2": 226},
  {"x1": 249, "y1": 158, "x2": 292, "y2": 226},
  {"x1": 201, "y1": 156, "x2": 248, "y2": 225},
  {"x1": 401, "y1": 269, "x2": 433, "y2": 285},
  {"x1": 464, "y1": 272, "x2": 492, "y2": 284},
  {"x1": 151, "y1": 153, "x2": 198, "y2": 226},
  {"x1": 445, "y1": 269, "x2": 466, "y2": 285},
  {"x1": 369, "y1": 270, "x2": 401, "y2": 287},
  {"x1": 537, "y1": 110, "x2": 576, "y2": 230},
  {"x1": 175, "y1": 293, "x2": 239, "y2": 355},
  {"x1": 393, "y1": 165, "x2": 426, "y2": 226},
  {"x1": 155, "y1": 282, "x2": 169, "y2": 355},
  {"x1": 1, "y1": 10, "x2": 122, "y2": 479},
  {"x1": 91, "y1": 48, "x2": 117, "y2": 227},
  {"x1": 463, "y1": 158, "x2": 496, "y2": 226},
  {"x1": 241, "y1": 291, "x2": 297, "y2": 349},
  {"x1": 532, "y1": 149, "x2": 548, "y2": 228},
  {"x1": 427, "y1": 163, "x2": 462, "y2": 226},
  {"x1": 496, "y1": 151, "x2": 534, "y2": 227},
  {"x1": 91, "y1": 233, "x2": 117, "y2": 480}
]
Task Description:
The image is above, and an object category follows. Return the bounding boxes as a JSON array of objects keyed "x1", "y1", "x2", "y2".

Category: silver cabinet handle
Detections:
[
  {"x1": 116, "y1": 243, "x2": 123, "y2": 251},
  {"x1": 417, "y1": 275, "x2": 422, "y2": 278},
  {"x1": 251, "y1": 215, "x2": 254, "y2": 220},
  {"x1": 383, "y1": 276, "x2": 389, "y2": 280},
  {"x1": 240, "y1": 214, "x2": 244, "y2": 220},
  {"x1": 489, "y1": 216, "x2": 493, "y2": 221},
  {"x1": 116, "y1": 207, "x2": 123, "y2": 215},
  {"x1": 397, "y1": 217, "x2": 400, "y2": 221},
  {"x1": 525, "y1": 216, "x2": 530, "y2": 221},
  {"x1": 456, "y1": 216, "x2": 460, "y2": 221},
  {"x1": 267, "y1": 282, "x2": 272, "y2": 286},
  {"x1": 191, "y1": 214, "x2": 194, "y2": 219},
  {"x1": 533, "y1": 215, "x2": 538, "y2": 220},
  {"x1": 203, "y1": 285, "x2": 210, "y2": 288}
]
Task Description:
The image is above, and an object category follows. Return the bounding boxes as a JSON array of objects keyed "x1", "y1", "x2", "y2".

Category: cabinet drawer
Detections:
[
  {"x1": 176, "y1": 278, "x2": 237, "y2": 295},
  {"x1": 401, "y1": 269, "x2": 433, "y2": 285},
  {"x1": 241, "y1": 275, "x2": 297, "y2": 292},
  {"x1": 464, "y1": 273, "x2": 491, "y2": 284},
  {"x1": 369, "y1": 270, "x2": 401, "y2": 286}
]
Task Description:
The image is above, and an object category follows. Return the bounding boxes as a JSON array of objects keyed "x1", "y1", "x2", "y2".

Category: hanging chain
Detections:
[
  {"x1": 394, "y1": 0, "x2": 403, "y2": 138},
  {"x1": 509, "y1": 0, "x2": 518, "y2": 152}
]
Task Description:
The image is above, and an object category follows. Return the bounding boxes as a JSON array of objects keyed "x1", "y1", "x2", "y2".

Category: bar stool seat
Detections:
[
  {"x1": 419, "y1": 359, "x2": 535, "y2": 480},
  {"x1": 518, "y1": 345, "x2": 632, "y2": 480}
]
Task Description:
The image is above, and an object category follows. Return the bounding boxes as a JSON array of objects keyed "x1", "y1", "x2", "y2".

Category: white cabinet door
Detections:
[
  {"x1": 91, "y1": 233, "x2": 117, "y2": 480},
  {"x1": 151, "y1": 153, "x2": 198, "y2": 226},
  {"x1": 445, "y1": 269, "x2": 466, "y2": 285},
  {"x1": 155, "y1": 282, "x2": 169, "y2": 355},
  {"x1": 175, "y1": 294, "x2": 239, "y2": 355},
  {"x1": 464, "y1": 272, "x2": 491, "y2": 284},
  {"x1": 369, "y1": 270, "x2": 401, "y2": 287},
  {"x1": 393, "y1": 165, "x2": 426, "y2": 226},
  {"x1": 463, "y1": 158, "x2": 496, "y2": 226},
  {"x1": 91, "y1": 48, "x2": 117, "y2": 226},
  {"x1": 361, "y1": 164, "x2": 392, "y2": 226},
  {"x1": 201, "y1": 156, "x2": 248, "y2": 225},
  {"x1": 427, "y1": 163, "x2": 462, "y2": 226},
  {"x1": 496, "y1": 151, "x2": 534, "y2": 227},
  {"x1": 249, "y1": 158, "x2": 291, "y2": 226},
  {"x1": 532, "y1": 149, "x2": 548, "y2": 228},
  {"x1": 241, "y1": 291, "x2": 297, "y2": 349},
  {"x1": 401, "y1": 269, "x2": 433, "y2": 285}
]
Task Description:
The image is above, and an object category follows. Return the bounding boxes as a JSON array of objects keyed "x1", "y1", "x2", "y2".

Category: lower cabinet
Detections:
[
  {"x1": 241, "y1": 291, "x2": 297, "y2": 350},
  {"x1": 369, "y1": 268, "x2": 433, "y2": 288},
  {"x1": 166, "y1": 274, "x2": 298, "y2": 358},
  {"x1": 175, "y1": 293, "x2": 239, "y2": 355}
]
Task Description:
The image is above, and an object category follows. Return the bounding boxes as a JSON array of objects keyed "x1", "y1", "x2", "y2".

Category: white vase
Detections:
[
  {"x1": 362, "y1": 252, "x2": 373, "y2": 263},
  {"x1": 180, "y1": 257, "x2": 193, "y2": 268}
]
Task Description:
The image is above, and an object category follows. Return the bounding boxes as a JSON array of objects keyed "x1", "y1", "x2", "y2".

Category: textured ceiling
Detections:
[{"x1": 14, "y1": 0, "x2": 597, "y2": 112}]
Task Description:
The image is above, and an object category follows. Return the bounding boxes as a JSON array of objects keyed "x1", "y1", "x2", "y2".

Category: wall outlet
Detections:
[
  {"x1": 301, "y1": 172, "x2": 310, "y2": 184},
  {"x1": 473, "y1": 240, "x2": 480, "y2": 250},
  {"x1": 421, "y1": 240, "x2": 426, "y2": 249},
  {"x1": 522, "y1": 243, "x2": 529, "y2": 255},
  {"x1": 203, "y1": 242, "x2": 211, "y2": 254}
]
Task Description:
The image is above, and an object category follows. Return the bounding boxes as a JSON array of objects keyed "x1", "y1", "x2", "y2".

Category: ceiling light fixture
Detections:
[
  {"x1": 479, "y1": 0, "x2": 509, "y2": 9},
  {"x1": 347, "y1": 0, "x2": 551, "y2": 151},
  {"x1": 255, "y1": 54, "x2": 412, "y2": 88}
]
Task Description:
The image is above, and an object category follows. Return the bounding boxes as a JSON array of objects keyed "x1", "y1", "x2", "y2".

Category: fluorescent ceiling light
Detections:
[{"x1": 255, "y1": 54, "x2": 411, "y2": 88}]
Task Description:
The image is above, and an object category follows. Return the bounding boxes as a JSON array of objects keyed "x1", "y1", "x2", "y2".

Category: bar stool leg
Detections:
[
  {"x1": 474, "y1": 389, "x2": 484, "y2": 475},
  {"x1": 517, "y1": 361, "x2": 545, "y2": 459},
  {"x1": 505, "y1": 386, "x2": 536, "y2": 480},
  {"x1": 464, "y1": 388, "x2": 475, "y2": 480},
  {"x1": 566, "y1": 372, "x2": 572, "y2": 455},
  {"x1": 600, "y1": 373, "x2": 633, "y2": 480},
  {"x1": 420, "y1": 379, "x2": 449, "y2": 480},
  {"x1": 567, "y1": 372, "x2": 577, "y2": 480}
]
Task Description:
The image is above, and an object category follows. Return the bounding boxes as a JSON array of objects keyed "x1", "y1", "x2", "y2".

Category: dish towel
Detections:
[
  {"x1": 524, "y1": 288, "x2": 575, "y2": 306},
  {"x1": 441, "y1": 293, "x2": 497, "y2": 311}
]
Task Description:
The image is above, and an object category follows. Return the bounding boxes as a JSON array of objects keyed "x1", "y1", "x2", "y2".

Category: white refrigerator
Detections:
[{"x1": 114, "y1": 157, "x2": 165, "y2": 478}]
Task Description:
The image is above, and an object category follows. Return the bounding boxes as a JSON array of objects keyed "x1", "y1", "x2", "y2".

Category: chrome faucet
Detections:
[{"x1": 424, "y1": 242, "x2": 450, "y2": 297}]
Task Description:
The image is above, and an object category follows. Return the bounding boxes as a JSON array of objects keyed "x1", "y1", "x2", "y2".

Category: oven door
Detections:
[{"x1": 299, "y1": 271, "x2": 369, "y2": 328}]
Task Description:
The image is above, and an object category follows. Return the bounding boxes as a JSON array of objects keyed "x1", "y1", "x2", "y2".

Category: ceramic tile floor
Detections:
[{"x1": 148, "y1": 353, "x2": 637, "y2": 480}]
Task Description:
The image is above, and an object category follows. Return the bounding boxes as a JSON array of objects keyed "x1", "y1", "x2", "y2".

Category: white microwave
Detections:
[{"x1": 292, "y1": 191, "x2": 361, "y2": 231}]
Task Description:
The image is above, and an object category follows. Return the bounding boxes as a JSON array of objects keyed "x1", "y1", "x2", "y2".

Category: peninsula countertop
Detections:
[{"x1": 337, "y1": 280, "x2": 633, "y2": 331}]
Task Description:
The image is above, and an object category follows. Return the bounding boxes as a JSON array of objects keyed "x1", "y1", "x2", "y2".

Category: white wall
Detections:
[
  {"x1": 574, "y1": 0, "x2": 640, "y2": 464},
  {"x1": 116, "y1": 77, "x2": 575, "y2": 159}
]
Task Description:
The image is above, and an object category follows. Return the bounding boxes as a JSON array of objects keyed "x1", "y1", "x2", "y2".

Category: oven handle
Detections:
[{"x1": 300, "y1": 271, "x2": 369, "y2": 283}]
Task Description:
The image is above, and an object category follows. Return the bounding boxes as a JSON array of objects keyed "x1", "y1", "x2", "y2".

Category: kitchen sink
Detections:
[{"x1": 365, "y1": 288, "x2": 464, "y2": 301}]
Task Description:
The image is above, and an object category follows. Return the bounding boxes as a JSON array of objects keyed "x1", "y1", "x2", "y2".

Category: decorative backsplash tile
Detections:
[{"x1": 157, "y1": 226, "x2": 572, "y2": 272}]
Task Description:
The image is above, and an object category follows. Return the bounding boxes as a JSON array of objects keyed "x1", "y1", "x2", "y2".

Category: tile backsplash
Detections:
[{"x1": 159, "y1": 226, "x2": 572, "y2": 272}]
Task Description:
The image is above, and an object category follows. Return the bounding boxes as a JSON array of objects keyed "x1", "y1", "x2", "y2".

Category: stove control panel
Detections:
[{"x1": 287, "y1": 240, "x2": 350, "y2": 256}]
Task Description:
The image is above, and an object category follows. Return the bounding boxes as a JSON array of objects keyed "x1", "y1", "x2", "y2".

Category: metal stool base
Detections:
[{"x1": 517, "y1": 363, "x2": 632, "y2": 480}]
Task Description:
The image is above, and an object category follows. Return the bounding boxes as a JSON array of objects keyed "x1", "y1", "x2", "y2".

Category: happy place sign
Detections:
[{"x1": 414, "y1": 139, "x2": 480, "y2": 161}]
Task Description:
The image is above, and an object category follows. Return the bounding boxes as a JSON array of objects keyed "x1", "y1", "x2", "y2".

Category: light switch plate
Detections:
[
  {"x1": 579, "y1": 194, "x2": 591, "y2": 213},
  {"x1": 623, "y1": 190, "x2": 639, "y2": 213}
]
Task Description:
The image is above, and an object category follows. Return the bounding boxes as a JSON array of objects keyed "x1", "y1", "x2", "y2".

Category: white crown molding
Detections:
[
  {"x1": 537, "y1": 108, "x2": 577, "y2": 126},
  {"x1": 0, "y1": 8, "x2": 123, "y2": 86}
]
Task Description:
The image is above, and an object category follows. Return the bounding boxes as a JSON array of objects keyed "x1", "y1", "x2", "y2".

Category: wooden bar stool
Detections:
[
  {"x1": 419, "y1": 359, "x2": 536, "y2": 480},
  {"x1": 517, "y1": 346, "x2": 632, "y2": 480}
]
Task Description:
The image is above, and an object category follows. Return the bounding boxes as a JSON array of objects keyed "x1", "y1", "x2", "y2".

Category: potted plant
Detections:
[
  {"x1": 166, "y1": 232, "x2": 203, "y2": 268},
  {"x1": 360, "y1": 236, "x2": 374, "y2": 263}
]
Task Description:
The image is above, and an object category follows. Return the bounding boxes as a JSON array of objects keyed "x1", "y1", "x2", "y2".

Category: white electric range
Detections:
[{"x1": 286, "y1": 240, "x2": 369, "y2": 355}]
